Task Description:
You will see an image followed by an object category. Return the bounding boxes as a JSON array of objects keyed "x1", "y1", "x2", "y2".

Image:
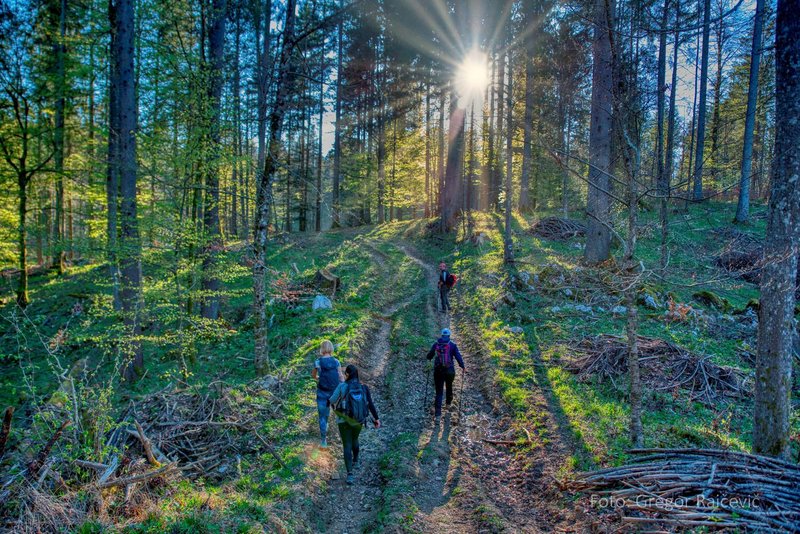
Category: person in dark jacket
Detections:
[
  {"x1": 426, "y1": 328, "x2": 465, "y2": 419},
  {"x1": 329, "y1": 364, "x2": 380, "y2": 485},
  {"x1": 311, "y1": 340, "x2": 342, "y2": 448},
  {"x1": 438, "y1": 262, "x2": 456, "y2": 313}
]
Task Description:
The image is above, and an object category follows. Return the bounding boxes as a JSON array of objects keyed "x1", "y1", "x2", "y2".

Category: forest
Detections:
[{"x1": 0, "y1": 0, "x2": 798, "y2": 531}]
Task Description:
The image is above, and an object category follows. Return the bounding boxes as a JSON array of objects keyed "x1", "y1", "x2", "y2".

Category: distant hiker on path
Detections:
[
  {"x1": 426, "y1": 328, "x2": 465, "y2": 421},
  {"x1": 329, "y1": 364, "x2": 380, "y2": 485},
  {"x1": 438, "y1": 262, "x2": 457, "y2": 313},
  {"x1": 311, "y1": 340, "x2": 342, "y2": 448}
]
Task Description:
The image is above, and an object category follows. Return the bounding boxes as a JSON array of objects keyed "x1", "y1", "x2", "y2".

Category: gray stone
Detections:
[
  {"x1": 563, "y1": 288, "x2": 573, "y2": 297},
  {"x1": 519, "y1": 271, "x2": 531, "y2": 284},
  {"x1": 574, "y1": 304, "x2": 593, "y2": 314},
  {"x1": 611, "y1": 305, "x2": 627, "y2": 315},
  {"x1": 312, "y1": 294, "x2": 333, "y2": 310},
  {"x1": 507, "y1": 326, "x2": 524, "y2": 334},
  {"x1": 643, "y1": 295, "x2": 659, "y2": 310}
]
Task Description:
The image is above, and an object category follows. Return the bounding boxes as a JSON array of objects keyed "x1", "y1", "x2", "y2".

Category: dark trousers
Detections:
[
  {"x1": 439, "y1": 285, "x2": 450, "y2": 311},
  {"x1": 433, "y1": 367, "x2": 456, "y2": 416},
  {"x1": 338, "y1": 422, "x2": 362, "y2": 474}
]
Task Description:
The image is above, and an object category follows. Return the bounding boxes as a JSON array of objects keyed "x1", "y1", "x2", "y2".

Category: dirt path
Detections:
[{"x1": 311, "y1": 240, "x2": 578, "y2": 533}]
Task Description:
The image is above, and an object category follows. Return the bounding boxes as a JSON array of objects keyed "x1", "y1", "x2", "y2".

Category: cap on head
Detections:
[{"x1": 441, "y1": 328, "x2": 451, "y2": 337}]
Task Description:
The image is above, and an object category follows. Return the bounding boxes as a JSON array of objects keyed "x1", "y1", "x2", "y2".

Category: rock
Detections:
[
  {"x1": 312, "y1": 295, "x2": 333, "y2": 310},
  {"x1": 550, "y1": 306, "x2": 562, "y2": 313},
  {"x1": 507, "y1": 326, "x2": 524, "y2": 335},
  {"x1": 611, "y1": 305, "x2": 627, "y2": 315},
  {"x1": 256, "y1": 375, "x2": 280, "y2": 390},
  {"x1": 573, "y1": 304, "x2": 593, "y2": 314},
  {"x1": 503, "y1": 293, "x2": 517, "y2": 307},
  {"x1": 563, "y1": 288, "x2": 573, "y2": 297},
  {"x1": 519, "y1": 271, "x2": 531, "y2": 285},
  {"x1": 643, "y1": 294, "x2": 659, "y2": 310}
]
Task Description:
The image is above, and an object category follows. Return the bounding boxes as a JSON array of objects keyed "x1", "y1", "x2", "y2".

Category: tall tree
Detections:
[
  {"x1": 254, "y1": 0, "x2": 297, "y2": 373},
  {"x1": 734, "y1": 0, "x2": 766, "y2": 223},
  {"x1": 753, "y1": 0, "x2": 798, "y2": 460},
  {"x1": 584, "y1": 0, "x2": 615, "y2": 264},
  {"x1": 0, "y1": 81, "x2": 54, "y2": 308},
  {"x1": 200, "y1": 0, "x2": 226, "y2": 320},
  {"x1": 692, "y1": 0, "x2": 711, "y2": 201},
  {"x1": 51, "y1": 0, "x2": 67, "y2": 275},
  {"x1": 331, "y1": 4, "x2": 343, "y2": 228},
  {"x1": 520, "y1": 0, "x2": 535, "y2": 213},
  {"x1": 111, "y1": 0, "x2": 143, "y2": 382}
]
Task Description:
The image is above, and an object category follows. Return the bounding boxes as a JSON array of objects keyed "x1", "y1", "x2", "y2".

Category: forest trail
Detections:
[{"x1": 313, "y1": 239, "x2": 576, "y2": 532}]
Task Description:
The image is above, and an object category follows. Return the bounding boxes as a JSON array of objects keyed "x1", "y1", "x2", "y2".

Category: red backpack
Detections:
[
  {"x1": 446, "y1": 274, "x2": 458, "y2": 288},
  {"x1": 434, "y1": 341, "x2": 453, "y2": 368}
]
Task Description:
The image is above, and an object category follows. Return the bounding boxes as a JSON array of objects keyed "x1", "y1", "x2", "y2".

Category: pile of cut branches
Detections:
[
  {"x1": 134, "y1": 380, "x2": 286, "y2": 479},
  {"x1": 0, "y1": 380, "x2": 286, "y2": 531},
  {"x1": 566, "y1": 448, "x2": 800, "y2": 532},
  {"x1": 529, "y1": 217, "x2": 586, "y2": 240},
  {"x1": 568, "y1": 335, "x2": 749, "y2": 403}
]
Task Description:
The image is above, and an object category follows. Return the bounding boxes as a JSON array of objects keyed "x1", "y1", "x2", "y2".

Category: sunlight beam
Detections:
[{"x1": 454, "y1": 50, "x2": 489, "y2": 108}]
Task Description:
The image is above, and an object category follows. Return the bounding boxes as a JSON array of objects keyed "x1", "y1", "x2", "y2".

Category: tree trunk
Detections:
[
  {"x1": 254, "y1": 0, "x2": 297, "y2": 374},
  {"x1": 231, "y1": 7, "x2": 241, "y2": 237},
  {"x1": 255, "y1": 0, "x2": 272, "y2": 229},
  {"x1": 584, "y1": 0, "x2": 615, "y2": 264},
  {"x1": 200, "y1": 0, "x2": 226, "y2": 320},
  {"x1": 692, "y1": 0, "x2": 711, "y2": 201},
  {"x1": 437, "y1": 88, "x2": 445, "y2": 216},
  {"x1": 662, "y1": 1, "x2": 679, "y2": 266},
  {"x1": 656, "y1": 0, "x2": 669, "y2": 268},
  {"x1": 734, "y1": 0, "x2": 765, "y2": 223},
  {"x1": 53, "y1": 0, "x2": 67, "y2": 275},
  {"x1": 493, "y1": 48, "x2": 505, "y2": 212},
  {"x1": 424, "y1": 83, "x2": 431, "y2": 217},
  {"x1": 520, "y1": 2, "x2": 535, "y2": 213},
  {"x1": 316, "y1": 54, "x2": 324, "y2": 232},
  {"x1": 441, "y1": 90, "x2": 465, "y2": 233},
  {"x1": 503, "y1": 50, "x2": 513, "y2": 263},
  {"x1": 753, "y1": 0, "x2": 799, "y2": 459},
  {"x1": 17, "y1": 173, "x2": 29, "y2": 308},
  {"x1": 331, "y1": 7, "x2": 343, "y2": 228},
  {"x1": 112, "y1": 0, "x2": 143, "y2": 383}
]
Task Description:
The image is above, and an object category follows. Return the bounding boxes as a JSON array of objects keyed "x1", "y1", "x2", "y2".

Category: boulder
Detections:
[
  {"x1": 312, "y1": 295, "x2": 333, "y2": 310},
  {"x1": 611, "y1": 305, "x2": 627, "y2": 315}
]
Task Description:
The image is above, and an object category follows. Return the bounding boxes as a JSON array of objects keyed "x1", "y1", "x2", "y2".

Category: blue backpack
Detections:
[{"x1": 317, "y1": 357, "x2": 341, "y2": 394}]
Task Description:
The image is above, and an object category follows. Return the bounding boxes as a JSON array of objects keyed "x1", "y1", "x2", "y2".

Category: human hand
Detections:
[{"x1": 373, "y1": 419, "x2": 381, "y2": 428}]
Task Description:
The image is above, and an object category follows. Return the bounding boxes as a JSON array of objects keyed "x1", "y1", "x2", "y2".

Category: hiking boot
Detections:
[
  {"x1": 346, "y1": 473, "x2": 355, "y2": 485},
  {"x1": 353, "y1": 458, "x2": 361, "y2": 470},
  {"x1": 320, "y1": 439, "x2": 328, "y2": 448}
]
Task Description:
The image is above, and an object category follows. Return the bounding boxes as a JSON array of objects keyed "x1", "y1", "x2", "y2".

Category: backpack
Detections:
[
  {"x1": 434, "y1": 341, "x2": 453, "y2": 368},
  {"x1": 448, "y1": 274, "x2": 458, "y2": 288},
  {"x1": 339, "y1": 382, "x2": 369, "y2": 425},
  {"x1": 317, "y1": 357, "x2": 340, "y2": 394}
]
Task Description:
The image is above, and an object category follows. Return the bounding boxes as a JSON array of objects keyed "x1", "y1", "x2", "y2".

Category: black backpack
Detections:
[
  {"x1": 317, "y1": 357, "x2": 340, "y2": 393},
  {"x1": 339, "y1": 382, "x2": 369, "y2": 425}
]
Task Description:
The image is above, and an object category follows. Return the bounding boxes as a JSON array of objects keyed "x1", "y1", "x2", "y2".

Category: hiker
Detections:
[
  {"x1": 329, "y1": 364, "x2": 380, "y2": 485},
  {"x1": 437, "y1": 261, "x2": 457, "y2": 313},
  {"x1": 311, "y1": 340, "x2": 343, "y2": 448},
  {"x1": 425, "y1": 328, "x2": 465, "y2": 420}
]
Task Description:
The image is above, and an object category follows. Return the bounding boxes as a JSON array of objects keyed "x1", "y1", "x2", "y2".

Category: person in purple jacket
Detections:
[{"x1": 425, "y1": 328, "x2": 465, "y2": 420}]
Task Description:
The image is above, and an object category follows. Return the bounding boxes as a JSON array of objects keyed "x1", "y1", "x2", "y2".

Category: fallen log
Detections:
[
  {"x1": 97, "y1": 462, "x2": 177, "y2": 489},
  {"x1": 26, "y1": 420, "x2": 70, "y2": 480}
]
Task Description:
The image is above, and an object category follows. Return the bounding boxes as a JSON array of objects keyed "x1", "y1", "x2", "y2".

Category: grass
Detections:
[{"x1": 2, "y1": 201, "x2": 798, "y2": 532}]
